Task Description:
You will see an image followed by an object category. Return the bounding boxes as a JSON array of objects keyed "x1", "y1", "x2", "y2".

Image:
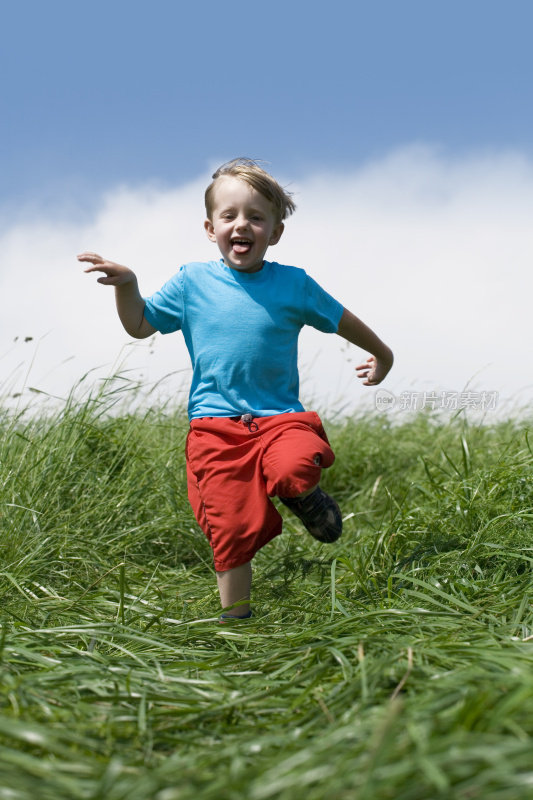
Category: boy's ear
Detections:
[
  {"x1": 269, "y1": 222, "x2": 284, "y2": 246},
  {"x1": 204, "y1": 219, "x2": 217, "y2": 242}
]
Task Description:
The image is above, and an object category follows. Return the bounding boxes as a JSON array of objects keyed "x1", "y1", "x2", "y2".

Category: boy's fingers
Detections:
[
  {"x1": 77, "y1": 252, "x2": 103, "y2": 263},
  {"x1": 84, "y1": 265, "x2": 110, "y2": 274}
]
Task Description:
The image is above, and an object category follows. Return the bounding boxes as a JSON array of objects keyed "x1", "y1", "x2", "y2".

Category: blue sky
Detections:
[
  {"x1": 1, "y1": 1, "x2": 532, "y2": 414},
  {"x1": 2, "y1": 0, "x2": 532, "y2": 212}
]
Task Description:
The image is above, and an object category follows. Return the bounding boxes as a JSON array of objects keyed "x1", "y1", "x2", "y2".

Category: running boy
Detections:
[{"x1": 78, "y1": 158, "x2": 393, "y2": 620}]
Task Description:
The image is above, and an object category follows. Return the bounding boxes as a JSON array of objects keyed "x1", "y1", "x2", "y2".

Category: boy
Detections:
[{"x1": 78, "y1": 158, "x2": 393, "y2": 621}]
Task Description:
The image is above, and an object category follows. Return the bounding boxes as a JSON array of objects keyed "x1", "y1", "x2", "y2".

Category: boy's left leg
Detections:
[
  {"x1": 279, "y1": 486, "x2": 342, "y2": 543},
  {"x1": 261, "y1": 412, "x2": 342, "y2": 543}
]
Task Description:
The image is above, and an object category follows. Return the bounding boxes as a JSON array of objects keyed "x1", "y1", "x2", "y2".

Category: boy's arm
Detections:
[
  {"x1": 337, "y1": 308, "x2": 393, "y2": 386},
  {"x1": 78, "y1": 252, "x2": 156, "y2": 339}
]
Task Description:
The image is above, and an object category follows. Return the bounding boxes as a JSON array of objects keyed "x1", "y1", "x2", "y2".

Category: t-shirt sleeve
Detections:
[
  {"x1": 143, "y1": 267, "x2": 185, "y2": 334},
  {"x1": 303, "y1": 274, "x2": 344, "y2": 333}
]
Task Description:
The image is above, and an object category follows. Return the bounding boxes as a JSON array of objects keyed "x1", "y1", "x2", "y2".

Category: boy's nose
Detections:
[{"x1": 235, "y1": 216, "x2": 249, "y2": 230}]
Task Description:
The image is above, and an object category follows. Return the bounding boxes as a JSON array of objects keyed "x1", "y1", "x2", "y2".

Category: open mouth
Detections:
[{"x1": 231, "y1": 238, "x2": 253, "y2": 254}]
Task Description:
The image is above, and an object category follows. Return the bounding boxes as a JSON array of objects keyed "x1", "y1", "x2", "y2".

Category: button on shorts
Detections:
[{"x1": 185, "y1": 411, "x2": 335, "y2": 571}]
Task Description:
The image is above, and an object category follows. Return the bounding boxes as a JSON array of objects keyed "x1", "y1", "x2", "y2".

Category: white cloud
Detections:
[{"x1": 1, "y1": 146, "x2": 532, "y2": 419}]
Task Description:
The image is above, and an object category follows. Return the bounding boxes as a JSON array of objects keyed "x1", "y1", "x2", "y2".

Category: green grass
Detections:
[{"x1": 1, "y1": 381, "x2": 532, "y2": 799}]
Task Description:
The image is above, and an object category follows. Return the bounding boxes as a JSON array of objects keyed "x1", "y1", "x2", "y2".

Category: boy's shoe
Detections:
[
  {"x1": 219, "y1": 610, "x2": 253, "y2": 624},
  {"x1": 279, "y1": 487, "x2": 342, "y2": 543}
]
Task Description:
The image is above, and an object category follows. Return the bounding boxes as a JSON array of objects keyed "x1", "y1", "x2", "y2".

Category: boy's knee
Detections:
[{"x1": 264, "y1": 447, "x2": 333, "y2": 498}]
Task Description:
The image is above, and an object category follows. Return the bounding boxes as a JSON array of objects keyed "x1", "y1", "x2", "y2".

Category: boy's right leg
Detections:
[
  {"x1": 216, "y1": 561, "x2": 252, "y2": 616},
  {"x1": 186, "y1": 420, "x2": 283, "y2": 618}
]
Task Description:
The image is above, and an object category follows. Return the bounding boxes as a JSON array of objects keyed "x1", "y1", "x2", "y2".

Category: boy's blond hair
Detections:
[{"x1": 205, "y1": 158, "x2": 296, "y2": 224}]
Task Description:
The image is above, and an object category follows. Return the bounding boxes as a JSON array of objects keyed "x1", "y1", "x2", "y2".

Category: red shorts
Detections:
[{"x1": 185, "y1": 411, "x2": 335, "y2": 571}]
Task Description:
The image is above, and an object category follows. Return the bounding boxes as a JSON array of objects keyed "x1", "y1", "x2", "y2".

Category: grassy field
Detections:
[{"x1": 1, "y1": 383, "x2": 532, "y2": 799}]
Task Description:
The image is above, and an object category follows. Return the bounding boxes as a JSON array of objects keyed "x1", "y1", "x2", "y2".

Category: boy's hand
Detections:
[
  {"x1": 356, "y1": 355, "x2": 392, "y2": 386},
  {"x1": 337, "y1": 309, "x2": 393, "y2": 387},
  {"x1": 78, "y1": 251, "x2": 154, "y2": 338},
  {"x1": 78, "y1": 252, "x2": 136, "y2": 286}
]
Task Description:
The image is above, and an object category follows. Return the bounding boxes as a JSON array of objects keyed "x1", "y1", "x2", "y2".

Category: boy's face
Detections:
[{"x1": 204, "y1": 176, "x2": 284, "y2": 273}]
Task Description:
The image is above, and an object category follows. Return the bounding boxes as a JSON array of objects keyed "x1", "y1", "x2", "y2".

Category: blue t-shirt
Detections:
[{"x1": 143, "y1": 259, "x2": 344, "y2": 419}]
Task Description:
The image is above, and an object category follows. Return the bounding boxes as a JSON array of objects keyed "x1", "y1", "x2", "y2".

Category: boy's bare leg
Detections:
[{"x1": 216, "y1": 561, "x2": 252, "y2": 616}]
